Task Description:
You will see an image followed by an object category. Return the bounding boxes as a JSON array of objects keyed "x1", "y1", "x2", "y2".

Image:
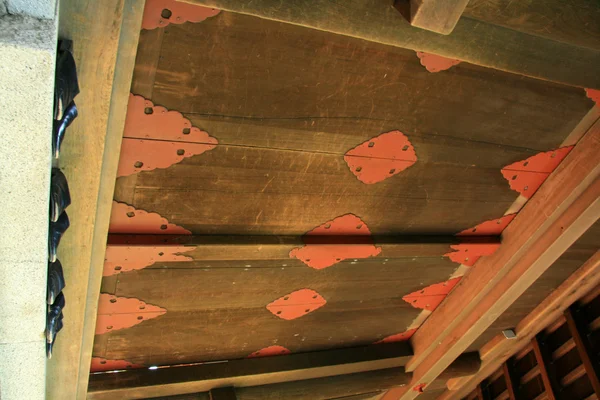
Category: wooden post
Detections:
[
  {"x1": 565, "y1": 307, "x2": 600, "y2": 396},
  {"x1": 502, "y1": 361, "x2": 519, "y2": 400},
  {"x1": 531, "y1": 336, "x2": 560, "y2": 400}
]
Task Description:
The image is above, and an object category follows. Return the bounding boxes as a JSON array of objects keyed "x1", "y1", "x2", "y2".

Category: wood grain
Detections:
[
  {"x1": 48, "y1": 0, "x2": 143, "y2": 399},
  {"x1": 394, "y1": 0, "x2": 471, "y2": 35},
  {"x1": 95, "y1": 256, "x2": 457, "y2": 365},
  {"x1": 395, "y1": 120, "x2": 600, "y2": 400},
  {"x1": 435, "y1": 249, "x2": 600, "y2": 399},
  {"x1": 464, "y1": 0, "x2": 600, "y2": 51},
  {"x1": 89, "y1": 342, "x2": 412, "y2": 399},
  {"x1": 183, "y1": 0, "x2": 600, "y2": 88}
]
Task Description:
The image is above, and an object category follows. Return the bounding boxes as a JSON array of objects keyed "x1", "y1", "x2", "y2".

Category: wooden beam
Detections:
[
  {"x1": 387, "y1": 120, "x2": 600, "y2": 400},
  {"x1": 107, "y1": 234, "x2": 499, "y2": 261},
  {"x1": 47, "y1": 0, "x2": 144, "y2": 399},
  {"x1": 531, "y1": 337, "x2": 559, "y2": 400},
  {"x1": 502, "y1": 362, "x2": 518, "y2": 400},
  {"x1": 88, "y1": 342, "x2": 413, "y2": 399},
  {"x1": 394, "y1": 0, "x2": 470, "y2": 35},
  {"x1": 185, "y1": 0, "x2": 600, "y2": 88},
  {"x1": 565, "y1": 307, "x2": 600, "y2": 395},
  {"x1": 435, "y1": 250, "x2": 600, "y2": 399},
  {"x1": 88, "y1": 344, "x2": 480, "y2": 399}
]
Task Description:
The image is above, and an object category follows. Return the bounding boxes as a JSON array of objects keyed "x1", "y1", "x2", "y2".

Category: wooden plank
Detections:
[
  {"x1": 502, "y1": 362, "x2": 518, "y2": 400},
  {"x1": 88, "y1": 341, "x2": 413, "y2": 399},
  {"x1": 210, "y1": 387, "x2": 237, "y2": 400},
  {"x1": 96, "y1": 256, "x2": 456, "y2": 365},
  {"x1": 565, "y1": 307, "x2": 600, "y2": 395},
  {"x1": 464, "y1": 0, "x2": 600, "y2": 51},
  {"x1": 46, "y1": 0, "x2": 144, "y2": 399},
  {"x1": 559, "y1": 364, "x2": 586, "y2": 387},
  {"x1": 551, "y1": 338, "x2": 575, "y2": 361},
  {"x1": 184, "y1": 0, "x2": 600, "y2": 88},
  {"x1": 520, "y1": 365, "x2": 540, "y2": 386},
  {"x1": 89, "y1": 348, "x2": 479, "y2": 400},
  {"x1": 433, "y1": 250, "x2": 600, "y2": 400},
  {"x1": 394, "y1": 0, "x2": 470, "y2": 35},
  {"x1": 107, "y1": 234, "x2": 499, "y2": 261},
  {"x1": 392, "y1": 119, "x2": 600, "y2": 400},
  {"x1": 531, "y1": 337, "x2": 558, "y2": 400}
]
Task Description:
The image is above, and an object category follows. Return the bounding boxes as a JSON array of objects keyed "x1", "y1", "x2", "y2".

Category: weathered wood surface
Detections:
[
  {"x1": 119, "y1": 11, "x2": 592, "y2": 236},
  {"x1": 89, "y1": 342, "x2": 412, "y2": 399},
  {"x1": 48, "y1": 0, "x2": 144, "y2": 399},
  {"x1": 390, "y1": 120, "x2": 600, "y2": 400},
  {"x1": 468, "y1": 222, "x2": 600, "y2": 351},
  {"x1": 394, "y1": 0, "x2": 471, "y2": 35},
  {"x1": 464, "y1": 0, "x2": 600, "y2": 51},
  {"x1": 183, "y1": 0, "x2": 600, "y2": 88},
  {"x1": 95, "y1": 256, "x2": 458, "y2": 366}
]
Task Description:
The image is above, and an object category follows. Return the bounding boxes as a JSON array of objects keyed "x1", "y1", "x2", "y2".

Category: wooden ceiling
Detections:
[{"x1": 82, "y1": 1, "x2": 600, "y2": 400}]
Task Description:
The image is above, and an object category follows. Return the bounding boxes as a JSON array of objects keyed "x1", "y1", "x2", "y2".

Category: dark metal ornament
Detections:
[
  {"x1": 50, "y1": 168, "x2": 71, "y2": 222},
  {"x1": 48, "y1": 211, "x2": 69, "y2": 262}
]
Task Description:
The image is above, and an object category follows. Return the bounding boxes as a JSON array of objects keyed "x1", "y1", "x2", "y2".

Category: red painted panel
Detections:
[
  {"x1": 109, "y1": 201, "x2": 191, "y2": 235},
  {"x1": 104, "y1": 245, "x2": 195, "y2": 276},
  {"x1": 416, "y1": 51, "x2": 461, "y2": 72},
  {"x1": 501, "y1": 146, "x2": 574, "y2": 198},
  {"x1": 344, "y1": 131, "x2": 417, "y2": 184},
  {"x1": 289, "y1": 214, "x2": 382, "y2": 269},
  {"x1": 403, "y1": 277, "x2": 461, "y2": 311},
  {"x1": 266, "y1": 289, "x2": 327, "y2": 320},
  {"x1": 247, "y1": 345, "x2": 292, "y2": 358},
  {"x1": 142, "y1": 0, "x2": 220, "y2": 30},
  {"x1": 96, "y1": 294, "x2": 167, "y2": 335}
]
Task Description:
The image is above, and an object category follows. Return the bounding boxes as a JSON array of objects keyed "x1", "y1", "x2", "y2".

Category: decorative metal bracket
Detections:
[
  {"x1": 416, "y1": 51, "x2": 461, "y2": 73},
  {"x1": 104, "y1": 244, "x2": 195, "y2": 276},
  {"x1": 344, "y1": 131, "x2": 417, "y2": 184},
  {"x1": 289, "y1": 214, "x2": 382, "y2": 269},
  {"x1": 142, "y1": 0, "x2": 220, "y2": 30},
  {"x1": 266, "y1": 289, "x2": 327, "y2": 320},
  {"x1": 403, "y1": 277, "x2": 461, "y2": 311},
  {"x1": 501, "y1": 146, "x2": 574, "y2": 199},
  {"x1": 91, "y1": 357, "x2": 144, "y2": 373},
  {"x1": 586, "y1": 88, "x2": 600, "y2": 104},
  {"x1": 376, "y1": 328, "x2": 417, "y2": 344},
  {"x1": 457, "y1": 214, "x2": 516, "y2": 236},
  {"x1": 247, "y1": 345, "x2": 292, "y2": 358},
  {"x1": 445, "y1": 241, "x2": 501, "y2": 267},
  {"x1": 96, "y1": 294, "x2": 167, "y2": 335},
  {"x1": 109, "y1": 201, "x2": 191, "y2": 234}
]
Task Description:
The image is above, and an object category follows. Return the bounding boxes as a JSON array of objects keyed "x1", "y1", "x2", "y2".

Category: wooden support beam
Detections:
[
  {"x1": 565, "y1": 307, "x2": 600, "y2": 395},
  {"x1": 88, "y1": 342, "x2": 413, "y2": 399},
  {"x1": 394, "y1": 0, "x2": 470, "y2": 35},
  {"x1": 88, "y1": 344, "x2": 480, "y2": 399},
  {"x1": 502, "y1": 362, "x2": 518, "y2": 400},
  {"x1": 387, "y1": 120, "x2": 600, "y2": 400},
  {"x1": 531, "y1": 337, "x2": 559, "y2": 400},
  {"x1": 107, "y1": 234, "x2": 499, "y2": 261},
  {"x1": 435, "y1": 250, "x2": 600, "y2": 400},
  {"x1": 185, "y1": 0, "x2": 600, "y2": 88},
  {"x1": 47, "y1": 0, "x2": 144, "y2": 399}
]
